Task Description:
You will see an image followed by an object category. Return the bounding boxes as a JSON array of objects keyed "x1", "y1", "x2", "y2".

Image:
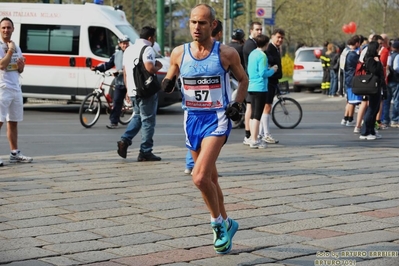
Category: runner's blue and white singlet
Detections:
[{"x1": 179, "y1": 41, "x2": 231, "y2": 111}]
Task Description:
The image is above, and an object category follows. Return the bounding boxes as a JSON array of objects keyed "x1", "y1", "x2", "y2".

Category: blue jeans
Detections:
[
  {"x1": 186, "y1": 149, "x2": 194, "y2": 169},
  {"x1": 329, "y1": 70, "x2": 338, "y2": 96},
  {"x1": 109, "y1": 85, "x2": 127, "y2": 125},
  {"x1": 391, "y1": 82, "x2": 399, "y2": 122},
  {"x1": 360, "y1": 92, "x2": 381, "y2": 136},
  {"x1": 121, "y1": 93, "x2": 158, "y2": 153},
  {"x1": 381, "y1": 83, "x2": 393, "y2": 125}
]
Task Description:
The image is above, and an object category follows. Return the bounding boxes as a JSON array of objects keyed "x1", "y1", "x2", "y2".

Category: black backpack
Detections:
[{"x1": 133, "y1": 45, "x2": 161, "y2": 98}]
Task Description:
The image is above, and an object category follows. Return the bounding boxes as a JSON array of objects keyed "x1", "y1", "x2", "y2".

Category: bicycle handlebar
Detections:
[{"x1": 94, "y1": 70, "x2": 115, "y2": 77}]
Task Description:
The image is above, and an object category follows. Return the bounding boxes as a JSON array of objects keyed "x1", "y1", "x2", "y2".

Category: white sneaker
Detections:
[
  {"x1": 340, "y1": 119, "x2": 347, "y2": 125},
  {"x1": 9, "y1": 151, "x2": 33, "y2": 163},
  {"x1": 391, "y1": 122, "x2": 399, "y2": 128},
  {"x1": 346, "y1": 121, "x2": 356, "y2": 127},
  {"x1": 0, "y1": 159, "x2": 3, "y2": 167},
  {"x1": 249, "y1": 140, "x2": 267, "y2": 149},
  {"x1": 184, "y1": 168, "x2": 192, "y2": 175},
  {"x1": 359, "y1": 134, "x2": 376, "y2": 140},
  {"x1": 353, "y1": 127, "x2": 361, "y2": 133},
  {"x1": 263, "y1": 134, "x2": 279, "y2": 144},
  {"x1": 243, "y1": 137, "x2": 251, "y2": 146}
]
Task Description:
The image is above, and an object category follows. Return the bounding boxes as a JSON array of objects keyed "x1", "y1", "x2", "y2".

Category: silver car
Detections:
[{"x1": 292, "y1": 47, "x2": 323, "y2": 92}]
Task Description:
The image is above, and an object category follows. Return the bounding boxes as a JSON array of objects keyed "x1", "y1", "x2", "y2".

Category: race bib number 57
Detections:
[{"x1": 182, "y1": 75, "x2": 224, "y2": 109}]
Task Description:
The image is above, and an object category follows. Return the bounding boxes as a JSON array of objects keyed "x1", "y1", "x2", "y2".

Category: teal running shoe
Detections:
[
  {"x1": 211, "y1": 221, "x2": 230, "y2": 254},
  {"x1": 216, "y1": 219, "x2": 239, "y2": 254}
]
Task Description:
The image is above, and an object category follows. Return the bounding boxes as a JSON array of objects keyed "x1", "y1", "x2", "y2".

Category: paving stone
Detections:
[
  {"x1": 40, "y1": 256, "x2": 84, "y2": 266},
  {"x1": 325, "y1": 220, "x2": 399, "y2": 233},
  {"x1": 268, "y1": 211, "x2": 326, "y2": 221},
  {"x1": 336, "y1": 184, "x2": 399, "y2": 196},
  {"x1": 0, "y1": 247, "x2": 57, "y2": 263},
  {"x1": 112, "y1": 254, "x2": 174, "y2": 266},
  {"x1": 36, "y1": 231, "x2": 103, "y2": 244},
  {"x1": 64, "y1": 250, "x2": 119, "y2": 264},
  {"x1": 317, "y1": 195, "x2": 386, "y2": 206},
  {"x1": 1, "y1": 207, "x2": 71, "y2": 220},
  {"x1": 378, "y1": 217, "x2": 399, "y2": 225},
  {"x1": 52, "y1": 219, "x2": 121, "y2": 232},
  {"x1": 61, "y1": 201, "x2": 130, "y2": 212},
  {"x1": 256, "y1": 217, "x2": 343, "y2": 234},
  {"x1": 108, "y1": 214, "x2": 159, "y2": 225},
  {"x1": 329, "y1": 213, "x2": 376, "y2": 223},
  {"x1": 0, "y1": 222, "x2": 15, "y2": 231},
  {"x1": 145, "y1": 217, "x2": 207, "y2": 229},
  {"x1": 360, "y1": 210, "x2": 399, "y2": 218},
  {"x1": 191, "y1": 252, "x2": 274, "y2": 266},
  {"x1": 0, "y1": 237, "x2": 50, "y2": 251},
  {"x1": 105, "y1": 243, "x2": 173, "y2": 256},
  {"x1": 152, "y1": 248, "x2": 216, "y2": 263},
  {"x1": 0, "y1": 225, "x2": 67, "y2": 238},
  {"x1": 288, "y1": 201, "x2": 333, "y2": 211},
  {"x1": 4, "y1": 216, "x2": 71, "y2": 228},
  {"x1": 59, "y1": 207, "x2": 144, "y2": 221},
  {"x1": 157, "y1": 236, "x2": 211, "y2": 249},
  {"x1": 43, "y1": 240, "x2": 117, "y2": 254},
  {"x1": 154, "y1": 226, "x2": 209, "y2": 238},
  {"x1": 3, "y1": 260, "x2": 55, "y2": 266},
  {"x1": 310, "y1": 205, "x2": 371, "y2": 216},
  {"x1": 119, "y1": 194, "x2": 190, "y2": 205},
  {"x1": 235, "y1": 234, "x2": 311, "y2": 248},
  {"x1": 305, "y1": 230, "x2": 399, "y2": 250},
  {"x1": 2, "y1": 201, "x2": 56, "y2": 211},
  {"x1": 291, "y1": 229, "x2": 346, "y2": 239},
  {"x1": 89, "y1": 223, "x2": 160, "y2": 237},
  {"x1": 252, "y1": 243, "x2": 320, "y2": 260},
  {"x1": 101, "y1": 232, "x2": 172, "y2": 246}
]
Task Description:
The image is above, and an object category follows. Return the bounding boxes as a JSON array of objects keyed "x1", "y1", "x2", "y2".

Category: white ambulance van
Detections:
[{"x1": 0, "y1": 2, "x2": 180, "y2": 107}]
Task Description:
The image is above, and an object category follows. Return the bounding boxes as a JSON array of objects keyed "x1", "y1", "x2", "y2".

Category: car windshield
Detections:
[
  {"x1": 297, "y1": 50, "x2": 320, "y2": 62},
  {"x1": 116, "y1": 25, "x2": 139, "y2": 44}
]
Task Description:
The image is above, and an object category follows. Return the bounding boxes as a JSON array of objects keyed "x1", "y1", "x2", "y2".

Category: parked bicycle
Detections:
[
  {"x1": 230, "y1": 79, "x2": 302, "y2": 129},
  {"x1": 271, "y1": 81, "x2": 302, "y2": 129},
  {"x1": 79, "y1": 71, "x2": 134, "y2": 128}
]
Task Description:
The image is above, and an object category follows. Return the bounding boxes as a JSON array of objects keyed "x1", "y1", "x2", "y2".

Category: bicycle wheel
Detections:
[
  {"x1": 79, "y1": 93, "x2": 102, "y2": 128},
  {"x1": 272, "y1": 97, "x2": 302, "y2": 129},
  {"x1": 119, "y1": 99, "x2": 134, "y2": 125}
]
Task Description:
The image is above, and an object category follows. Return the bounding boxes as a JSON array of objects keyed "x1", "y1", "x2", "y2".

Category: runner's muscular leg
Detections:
[{"x1": 191, "y1": 135, "x2": 226, "y2": 218}]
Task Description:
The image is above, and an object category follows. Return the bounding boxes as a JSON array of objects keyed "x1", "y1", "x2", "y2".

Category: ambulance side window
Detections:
[
  {"x1": 20, "y1": 24, "x2": 79, "y2": 55},
  {"x1": 89, "y1": 27, "x2": 118, "y2": 58}
]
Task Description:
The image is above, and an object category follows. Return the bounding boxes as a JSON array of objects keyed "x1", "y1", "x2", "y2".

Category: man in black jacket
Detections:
[
  {"x1": 261, "y1": 28, "x2": 285, "y2": 144},
  {"x1": 228, "y1": 29, "x2": 245, "y2": 72},
  {"x1": 242, "y1": 21, "x2": 262, "y2": 145}
]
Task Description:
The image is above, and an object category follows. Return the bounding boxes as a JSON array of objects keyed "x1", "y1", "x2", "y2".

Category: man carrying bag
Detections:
[{"x1": 116, "y1": 26, "x2": 163, "y2": 161}]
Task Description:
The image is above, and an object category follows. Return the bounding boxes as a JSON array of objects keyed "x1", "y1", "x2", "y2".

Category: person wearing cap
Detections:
[
  {"x1": 228, "y1": 29, "x2": 245, "y2": 71},
  {"x1": 91, "y1": 35, "x2": 130, "y2": 129},
  {"x1": 387, "y1": 40, "x2": 399, "y2": 128}
]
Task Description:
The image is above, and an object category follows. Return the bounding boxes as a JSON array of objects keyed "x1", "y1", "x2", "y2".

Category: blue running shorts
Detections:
[
  {"x1": 346, "y1": 87, "x2": 362, "y2": 104},
  {"x1": 184, "y1": 110, "x2": 231, "y2": 151}
]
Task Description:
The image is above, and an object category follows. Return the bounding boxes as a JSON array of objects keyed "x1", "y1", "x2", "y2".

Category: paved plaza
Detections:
[{"x1": 0, "y1": 138, "x2": 399, "y2": 265}]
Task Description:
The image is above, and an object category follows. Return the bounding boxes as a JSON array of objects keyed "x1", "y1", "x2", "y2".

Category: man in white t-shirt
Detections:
[
  {"x1": 0, "y1": 17, "x2": 32, "y2": 166},
  {"x1": 117, "y1": 26, "x2": 163, "y2": 162}
]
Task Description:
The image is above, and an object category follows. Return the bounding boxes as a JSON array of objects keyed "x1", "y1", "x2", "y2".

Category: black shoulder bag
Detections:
[
  {"x1": 351, "y1": 61, "x2": 379, "y2": 95},
  {"x1": 133, "y1": 45, "x2": 161, "y2": 98}
]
